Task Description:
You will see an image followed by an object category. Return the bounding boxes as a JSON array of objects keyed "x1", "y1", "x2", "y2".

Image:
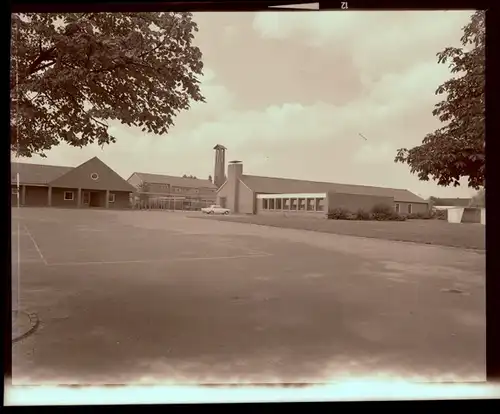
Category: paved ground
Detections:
[
  {"x1": 11, "y1": 208, "x2": 485, "y2": 385},
  {"x1": 199, "y1": 215, "x2": 485, "y2": 251}
]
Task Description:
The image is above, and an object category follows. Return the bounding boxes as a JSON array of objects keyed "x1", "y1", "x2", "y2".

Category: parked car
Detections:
[{"x1": 201, "y1": 205, "x2": 231, "y2": 215}]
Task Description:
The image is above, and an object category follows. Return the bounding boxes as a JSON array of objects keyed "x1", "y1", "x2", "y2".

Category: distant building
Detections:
[
  {"x1": 430, "y1": 197, "x2": 473, "y2": 207},
  {"x1": 127, "y1": 172, "x2": 217, "y2": 210},
  {"x1": 10, "y1": 157, "x2": 136, "y2": 209},
  {"x1": 216, "y1": 159, "x2": 429, "y2": 216}
]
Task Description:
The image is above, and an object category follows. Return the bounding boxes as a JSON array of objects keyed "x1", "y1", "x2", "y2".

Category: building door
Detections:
[
  {"x1": 89, "y1": 191, "x2": 101, "y2": 207},
  {"x1": 220, "y1": 197, "x2": 227, "y2": 208},
  {"x1": 83, "y1": 191, "x2": 90, "y2": 206}
]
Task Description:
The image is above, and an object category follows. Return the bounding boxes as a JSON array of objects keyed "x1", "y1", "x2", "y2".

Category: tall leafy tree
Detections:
[
  {"x1": 11, "y1": 12, "x2": 205, "y2": 157},
  {"x1": 395, "y1": 11, "x2": 485, "y2": 190}
]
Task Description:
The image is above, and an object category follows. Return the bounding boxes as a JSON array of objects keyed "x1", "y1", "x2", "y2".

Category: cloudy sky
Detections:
[{"x1": 17, "y1": 10, "x2": 478, "y2": 199}]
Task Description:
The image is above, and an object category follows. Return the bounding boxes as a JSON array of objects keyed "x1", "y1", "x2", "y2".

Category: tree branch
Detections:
[{"x1": 138, "y1": 21, "x2": 177, "y2": 59}]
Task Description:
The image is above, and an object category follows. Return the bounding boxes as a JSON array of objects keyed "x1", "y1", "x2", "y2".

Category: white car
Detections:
[{"x1": 201, "y1": 205, "x2": 231, "y2": 215}]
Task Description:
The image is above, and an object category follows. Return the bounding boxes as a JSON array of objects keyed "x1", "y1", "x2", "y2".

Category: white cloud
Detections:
[
  {"x1": 353, "y1": 142, "x2": 395, "y2": 165},
  {"x1": 253, "y1": 11, "x2": 473, "y2": 80},
  {"x1": 19, "y1": 12, "x2": 480, "y2": 199}
]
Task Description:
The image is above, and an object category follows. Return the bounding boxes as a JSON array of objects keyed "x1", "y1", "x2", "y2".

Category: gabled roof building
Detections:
[{"x1": 11, "y1": 157, "x2": 135, "y2": 209}]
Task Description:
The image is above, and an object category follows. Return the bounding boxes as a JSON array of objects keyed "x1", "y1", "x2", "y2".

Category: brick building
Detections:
[
  {"x1": 216, "y1": 160, "x2": 429, "y2": 216},
  {"x1": 11, "y1": 157, "x2": 135, "y2": 209},
  {"x1": 127, "y1": 172, "x2": 217, "y2": 210}
]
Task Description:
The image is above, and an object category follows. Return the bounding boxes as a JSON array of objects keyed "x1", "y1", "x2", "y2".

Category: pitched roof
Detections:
[
  {"x1": 11, "y1": 162, "x2": 73, "y2": 185},
  {"x1": 49, "y1": 157, "x2": 136, "y2": 192},
  {"x1": 240, "y1": 174, "x2": 427, "y2": 204},
  {"x1": 132, "y1": 172, "x2": 216, "y2": 190},
  {"x1": 432, "y1": 198, "x2": 472, "y2": 207},
  {"x1": 11, "y1": 158, "x2": 135, "y2": 192}
]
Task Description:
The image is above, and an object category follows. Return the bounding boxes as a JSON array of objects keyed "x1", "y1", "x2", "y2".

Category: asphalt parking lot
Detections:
[{"x1": 11, "y1": 207, "x2": 485, "y2": 385}]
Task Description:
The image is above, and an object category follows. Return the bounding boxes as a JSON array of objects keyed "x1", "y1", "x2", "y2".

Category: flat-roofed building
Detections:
[{"x1": 216, "y1": 160, "x2": 429, "y2": 216}]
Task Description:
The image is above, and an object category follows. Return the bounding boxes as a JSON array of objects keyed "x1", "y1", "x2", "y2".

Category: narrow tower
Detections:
[{"x1": 213, "y1": 144, "x2": 227, "y2": 188}]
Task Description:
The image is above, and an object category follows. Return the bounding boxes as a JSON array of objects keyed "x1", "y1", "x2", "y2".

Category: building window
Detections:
[
  {"x1": 269, "y1": 199, "x2": 275, "y2": 210},
  {"x1": 298, "y1": 198, "x2": 306, "y2": 211},
  {"x1": 64, "y1": 191, "x2": 74, "y2": 201},
  {"x1": 407, "y1": 204, "x2": 412, "y2": 214},
  {"x1": 283, "y1": 198, "x2": 290, "y2": 210},
  {"x1": 315, "y1": 198, "x2": 324, "y2": 211},
  {"x1": 306, "y1": 198, "x2": 314, "y2": 211},
  {"x1": 109, "y1": 193, "x2": 116, "y2": 203},
  {"x1": 263, "y1": 199, "x2": 268, "y2": 209},
  {"x1": 90, "y1": 172, "x2": 99, "y2": 181},
  {"x1": 276, "y1": 198, "x2": 282, "y2": 210},
  {"x1": 395, "y1": 203, "x2": 400, "y2": 213},
  {"x1": 290, "y1": 199, "x2": 297, "y2": 211},
  {"x1": 12, "y1": 187, "x2": 19, "y2": 195}
]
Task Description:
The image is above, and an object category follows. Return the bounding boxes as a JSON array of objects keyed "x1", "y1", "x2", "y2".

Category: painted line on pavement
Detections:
[
  {"x1": 45, "y1": 252, "x2": 274, "y2": 267},
  {"x1": 22, "y1": 224, "x2": 48, "y2": 265}
]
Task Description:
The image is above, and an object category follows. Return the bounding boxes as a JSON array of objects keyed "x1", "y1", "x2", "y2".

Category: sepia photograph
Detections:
[{"x1": 10, "y1": 7, "x2": 486, "y2": 400}]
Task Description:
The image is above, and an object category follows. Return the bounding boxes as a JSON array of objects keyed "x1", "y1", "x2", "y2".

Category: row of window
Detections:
[
  {"x1": 152, "y1": 184, "x2": 205, "y2": 194},
  {"x1": 64, "y1": 191, "x2": 115, "y2": 203},
  {"x1": 262, "y1": 197, "x2": 325, "y2": 212},
  {"x1": 395, "y1": 203, "x2": 412, "y2": 214},
  {"x1": 261, "y1": 198, "x2": 414, "y2": 214}
]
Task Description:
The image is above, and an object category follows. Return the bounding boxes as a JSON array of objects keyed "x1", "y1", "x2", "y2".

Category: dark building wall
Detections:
[
  {"x1": 396, "y1": 202, "x2": 429, "y2": 215},
  {"x1": 93, "y1": 190, "x2": 106, "y2": 207},
  {"x1": 25, "y1": 186, "x2": 49, "y2": 206},
  {"x1": 17, "y1": 186, "x2": 131, "y2": 209},
  {"x1": 111, "y1": 191, "x2": 132, "y2": 209},
  {"x1": 327, "y1": 192, "x2": 394, "y2": 213},
  {"x1": 52, "y1": 187, "x2": 79, "y2": 207}
]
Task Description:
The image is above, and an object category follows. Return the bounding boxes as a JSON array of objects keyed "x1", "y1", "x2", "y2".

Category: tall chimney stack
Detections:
[
  {"x1": 213, "y1": 144, "x2": 227, "y2": 188},
  {"x1": 228, "y1": 160, "x2": 243, "y2": 213}
]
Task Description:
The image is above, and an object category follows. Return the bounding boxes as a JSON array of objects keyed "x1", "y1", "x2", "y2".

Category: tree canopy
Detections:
[
  {"x1": 10, "y1": 12, "x2": 205, "y2": 157},
  {"x1": 395, "y1": 11, "x2": 485, "y2": 190}
]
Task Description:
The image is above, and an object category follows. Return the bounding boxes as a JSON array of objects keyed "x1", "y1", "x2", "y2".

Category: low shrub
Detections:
[
  {"x1": 370, "y1": 212, "x2": 406, "y2": 221},
  {"x1": 407, "y1": 212, "x2": 432, "y2": 220},
  {"x1": 327, "y1": 206, "x2": 406, "y2": 221},
  {"x1": 369, "y1": 203, "x2": 406, "y2": 221},
  {"x1": 431, "y1": 209, "x2": 447, "y2": 220},
  {"x1": 354, "y1": 208, "x2": 371, "y2": 220},
  {"x1": 371, "y1": 203, "x2": 394, "y2": 215},
  {"x1": 391, "y1": 213, "x2": 407, "y2": 221},
  {"x1": 327, "y1": 207, "x2": 351, "y2": 220}
]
